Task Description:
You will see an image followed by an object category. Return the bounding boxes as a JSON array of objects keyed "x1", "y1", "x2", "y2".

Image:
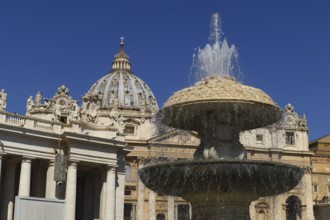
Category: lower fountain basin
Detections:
[{"x1": 138, "y1": 159, "x2": 304, "y2": 199}]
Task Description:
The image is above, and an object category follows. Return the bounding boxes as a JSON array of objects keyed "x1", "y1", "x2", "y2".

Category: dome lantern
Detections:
[{"x1": 111, "y1": 37, "x2": 131, "y2": 71}]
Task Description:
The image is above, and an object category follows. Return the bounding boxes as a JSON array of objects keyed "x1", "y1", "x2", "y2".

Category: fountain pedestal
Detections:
[
  {"x1": 190, "y1": 200, "x2": 250, "y2": 220},
  {"x1": 185, "y1": 193, "x2": 254, "y2": 220}
]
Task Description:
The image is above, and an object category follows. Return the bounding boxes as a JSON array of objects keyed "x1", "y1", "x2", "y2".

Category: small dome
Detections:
[{"x1": 87, "y1": 39, "x2": 158, "y2": 112}]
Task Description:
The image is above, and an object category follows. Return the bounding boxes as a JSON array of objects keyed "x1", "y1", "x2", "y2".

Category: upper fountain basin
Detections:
[{"x1": 160, "y1": 76, "x2": 282, "y2": 131}]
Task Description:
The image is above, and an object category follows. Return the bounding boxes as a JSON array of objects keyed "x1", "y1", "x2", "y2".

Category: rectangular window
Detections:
[
  {"x1": 124, "y1": 125, "x2": 135, "y2": 135},
  {"x1": 124, "y1": 189, "x2": 131, "y2": 195},
  {"x1": 286, "y1": 132, "x2": 295, "y2": 145},
  {"x1": 256, "y1": 134, "x2": 263, "y2": 144},
  {"x1": 313, "y1": 185, "x2": 318, "y2": 193},
  {"x1": 124, "y1": 203, "x2": 133, "y2": 220}
]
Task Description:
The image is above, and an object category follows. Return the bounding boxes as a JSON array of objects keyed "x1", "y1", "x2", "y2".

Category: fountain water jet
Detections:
[
  {"x1": 139, "y1": 13, "x2": 303, "y2": 220},
  {"x1": 190, "y1": 13, "x2": 240, "y2": 82}
]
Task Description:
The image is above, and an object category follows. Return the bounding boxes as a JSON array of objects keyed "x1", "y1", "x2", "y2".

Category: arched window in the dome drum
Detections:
[{"x1": 286, "y1": 196, "x2": 302, "y2": 220}]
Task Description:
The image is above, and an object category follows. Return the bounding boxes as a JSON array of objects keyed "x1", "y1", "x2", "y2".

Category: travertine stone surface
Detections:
[{"x1": 164, "y1": 76, "x2": 276, "y2": 107}]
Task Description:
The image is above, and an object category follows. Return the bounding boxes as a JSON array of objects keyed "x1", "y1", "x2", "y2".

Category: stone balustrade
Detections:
[{"x1": 0, "y1": 111, "x2": 69, "y2": 134}]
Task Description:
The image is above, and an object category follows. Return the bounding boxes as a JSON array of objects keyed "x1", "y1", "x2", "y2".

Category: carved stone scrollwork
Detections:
[
  {"x1": 25, "y1": 85, "x2": 80, "y2": 123},
  {"x1": 303, "y1": 166, "x2": 312, "y2": 174},
  {"x1": 81, "y1": 92, "x2": 103, "y2": 124},
  {"x1": 117, "y1": 115, "x2": 126, "y2": 133},
  {"x1": 134, "y1": 157, "x2": 150, "y2": 168},
  {"x1": 278, "y1": 103, "x2": 308, "y2": 130}
]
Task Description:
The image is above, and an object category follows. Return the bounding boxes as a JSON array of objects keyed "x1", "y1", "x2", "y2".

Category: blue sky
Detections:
[{"x1": 0, "y1": 1, "x2": 329, "y2": 141}]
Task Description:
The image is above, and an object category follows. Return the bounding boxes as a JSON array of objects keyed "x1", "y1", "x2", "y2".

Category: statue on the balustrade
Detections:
[
  {"x1": 71, "y1": 100, "x2": 81, "y2": 120},
  {"x1": 26, "y1": 96, "x2": 35, "y2": 115},
  {"x1": 0, "y1": 89, "x2": 7, "y2": 110},
  {"x1": 35, "y1": 91, "x2": 42, "y2": 107}
]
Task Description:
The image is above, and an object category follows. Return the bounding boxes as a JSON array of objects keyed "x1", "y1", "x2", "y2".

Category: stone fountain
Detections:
[{"x1": 138, "y1": 13, "x2": 304, "y2": 220}]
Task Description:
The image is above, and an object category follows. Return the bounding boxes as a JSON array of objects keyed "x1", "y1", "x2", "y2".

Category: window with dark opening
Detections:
[
  {"x1": 256, "y1": 134, "x2": 263, "y2": 144},
  {"x1": 124, "y1": 125, "x2": 135, "y2": 135},
  {"x1": 285, "y1": 132, "x2": 295, "y2": 145},
  {"x1": 156, "y1": 214, "x2": 165, "y2": 220},
  {"x1": 124, "y1": 203, "x2": 133, "y2": 220},
  {"x1": 124, "y1": 188, "x2": 131, "y2": 196},
  {"x1": 59, "y1": 116, "x2": 67, "y2": 124},
  {"x1": 286, "y1": 196, "x2": 302, "y2": 220},
  {"x1": 178, "y1": 204, "x2": 190, "y2": 220}
]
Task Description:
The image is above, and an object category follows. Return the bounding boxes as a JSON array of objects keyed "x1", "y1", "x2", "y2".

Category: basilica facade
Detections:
[{"x1": 0, "y1": 40, "x2": 316, "y2": 220}]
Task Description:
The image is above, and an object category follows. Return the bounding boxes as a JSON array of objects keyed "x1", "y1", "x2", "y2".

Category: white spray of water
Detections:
[{"x1": 190, "y1": 13, "x2": 240, "y2": 82}]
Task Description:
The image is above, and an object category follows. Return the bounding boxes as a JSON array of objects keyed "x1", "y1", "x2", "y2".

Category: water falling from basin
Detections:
[{"x1": 139, "y1": 13, "x2": 303, "y2": 220}]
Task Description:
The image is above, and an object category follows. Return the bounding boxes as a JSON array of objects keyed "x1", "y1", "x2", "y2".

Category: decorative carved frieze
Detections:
[
  {"x1": 26, "y1": 85, "x2": 80, "y2": 123},
  {"x1": 278, "y1": 103, "x2": 308, "y2": 130},
  {"x1": 81, "y1": 92, "x2": 103, "y2": 123}
]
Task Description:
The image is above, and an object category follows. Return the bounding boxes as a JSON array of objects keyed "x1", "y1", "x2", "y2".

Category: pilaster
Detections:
[
  {"x1": 137, "y1": 160, "x2": 145, "y2": 220},
  {"x1": 0, "y1": 154, "x2": 3, "y2": 189},
  {"x1": 18, "y1": 156, "x2": 34, "y2": 196},
  {"x1": 168, "y1": 196, "x2": 175, "y2": 220},
  {"x1": 65, "y1": 160, "x2": 78, "y2": 220},
  {"x1": 45, "y1": 160, "x2": 56, "y2": 199},
  {"x1": 105, "y1": 165, "x2": 117, "y2": 220},
  {"x1": 304, "y1": 166, "x2": 315, "y2": 220},
  {"x1": 149, "y1": 190, "x2": 156, "y2": 220},
  {"x1": 116, "y1": 156, "x2": 126, "y2": 220},
  {"x1": 1, "y1": 161, "x2": 16, "y2": 220}
]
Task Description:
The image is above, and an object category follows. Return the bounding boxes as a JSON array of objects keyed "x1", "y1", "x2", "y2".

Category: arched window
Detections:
[
  {"x1": 178, "y1": 204, "x2": 190, "y2": 220},
  {"x1": 125, "y1": 164, "x2": 131, "y2": 181},
  {"x1": 255, "y1": 202, "x2": 269, "y2": 220},
  {"x1": 258, "y1": 210, "x2": 265, "y2": 220},
  {"x1": 286, "y1": 196, "x2": 302, "y2": 220},
  {"x1": 156, "y1": 213, "x2": 165, "y2": 220}
]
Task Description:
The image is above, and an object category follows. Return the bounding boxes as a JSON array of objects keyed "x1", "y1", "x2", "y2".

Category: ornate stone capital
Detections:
[
  {"x1": 303, "y1": 166, "x2": 312, "y2": 174},
  {"x1": 106, "y1": 165, "x2": 117, "y2": 173},
  {"x1": 21, "y1": 156, "x2": 35, "y2": 163},
  {"x1": 68, "y1": 160, "x2": 79, "y2": 168}
]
